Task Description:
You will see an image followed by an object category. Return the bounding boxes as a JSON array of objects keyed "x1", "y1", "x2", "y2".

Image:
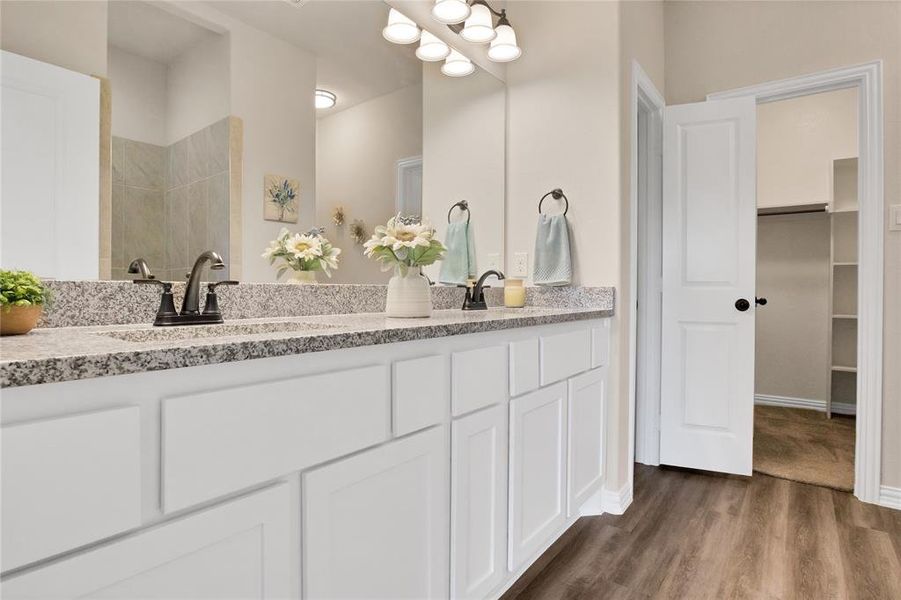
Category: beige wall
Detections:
[
  {"x1": 756, "y1": 214, "x2": 831, "y2": 401},
  {"x1": 316, "y1": 84, "x2": 423, "y2": 284},
  {"x1": 0, "y1": 0, "x2": 108, "y2": 77},
  {"x1": 758, "y1": 88, "x2": 858, "y2": 209},
  {"x1": 664, "y1": 0, "x2": 901, "y2": 487},
  {"x1": 422, "y1": 63, "x2": 505, "y2": 283},
  {"x1": 165, "y1": 33, "x2": 230, "y2": 146},
  {"x1": 109, "y1": 47, "x2": 168, "y2": 147}
]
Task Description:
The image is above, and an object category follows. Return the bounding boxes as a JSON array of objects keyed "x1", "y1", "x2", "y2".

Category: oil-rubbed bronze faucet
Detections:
[
  {"x1": 463, "y1": 270, "x2": 505, "y2": 310},
  {"x1": 134, "y1": 250, "x2": 237, "y2": 326}
]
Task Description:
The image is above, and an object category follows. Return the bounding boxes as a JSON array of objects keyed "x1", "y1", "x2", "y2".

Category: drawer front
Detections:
[
  {"x1": 509, "y1": 339, "x2": 539, "y2": 397},
  {"x1": 452, "y1": 345, "x2": 508, "y2": 417},
  {"x1": 591, "y1": 321, "x2": 611, "y2": 368},
  {"x1": 393, "y1": 355, "x2": 448, "y2": 436},
  {"x1": 1, "y1": 407, "x2": 142, "y2": 572},
  {"x1": 163, "y1": 365, "x2": 389, "y2": 512},
  {"x1": 540, "y1": 328, "x2": 591, "y2": 385}
]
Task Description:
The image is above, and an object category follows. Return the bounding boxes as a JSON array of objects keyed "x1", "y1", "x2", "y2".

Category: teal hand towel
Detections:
[
  {"x1": 439, "y1": 221, "x2": 477, "y2": 285},
  {"x1": 533, "y1": 214, "x2": 572, "y2": 286}
]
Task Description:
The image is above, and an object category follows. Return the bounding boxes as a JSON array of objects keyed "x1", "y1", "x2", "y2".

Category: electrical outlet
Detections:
[
  {"x1": 513, "y1": 252, "x2": 529, "y2": 277},
  {"x1": 485, "y1": 253, "x2": 500, "y2": 271}
]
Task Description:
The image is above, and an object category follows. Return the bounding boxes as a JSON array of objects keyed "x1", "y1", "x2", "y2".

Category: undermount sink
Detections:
[{"x1": 99, "y1": 321, "x2": 344, "y2": 343}]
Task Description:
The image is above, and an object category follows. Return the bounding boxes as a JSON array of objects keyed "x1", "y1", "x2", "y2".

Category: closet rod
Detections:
[{"x1": 757, "y1": 202, "x2": 828, "y2": 217}]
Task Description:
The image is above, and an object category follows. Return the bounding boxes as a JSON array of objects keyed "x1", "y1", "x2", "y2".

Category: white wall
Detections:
[
  {"x1": 166, "y1": 34, "x2": 230, "y2": 145},
  {"x1": 108, "y1": 47, "x2": 168, "y2": 147},
  {"x1": 422, "y1": 63, "x2": 505, "y2": 282},
  {"x1": 316, "y1": 84, "x2": 423, "y2": 284},
  {"x1": 758, "y1": 88, "x2": 858, "y2": 209},
  {"x1": 664, "y1": 0, "x2": 901, "y2": 489},
  {"x1": 0, "y1": 0, "x2": 108, "y2": 77}
]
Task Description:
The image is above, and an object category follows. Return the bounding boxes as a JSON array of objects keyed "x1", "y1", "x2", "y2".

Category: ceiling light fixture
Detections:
[
  {"x1": 315, "y1": 89, "x2": 336, "y2": 109},
  {"x1": 487, "y1": 12, "x2": 521, "y2": 62},
  {"x1": 416, "y1": 31, "x2": 451, "y2": 62},
  {"x1": 431, "y1": 0, "x2": 470, "y2": 25},
  {"x1": 460, "y1": 2, "x2": 496, "y2": 44},
  {"x1": 382, "y1": 8, "x2": 420, "y2": 44},
  {"x1": 441, "y1": 49, "x2": 474, "y2": 77}
]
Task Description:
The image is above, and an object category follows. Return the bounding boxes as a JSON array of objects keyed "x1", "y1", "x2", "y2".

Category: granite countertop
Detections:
[{"x1": 0, "y1": 306, "x2": 612, "y2": 388}]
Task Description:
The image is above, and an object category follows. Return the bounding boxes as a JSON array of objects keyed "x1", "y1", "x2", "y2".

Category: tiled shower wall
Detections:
[{"x1": 111, "y1": 117, "x2": 230, "y2": 281}]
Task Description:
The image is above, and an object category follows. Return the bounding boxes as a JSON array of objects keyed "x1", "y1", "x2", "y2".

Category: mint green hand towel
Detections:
[
  {"x1": 533, "y1": 213, "x2": 572, "y2": 286},
  {"x1": 439, "y1": 221, "x2": 477, "y2": 285}
]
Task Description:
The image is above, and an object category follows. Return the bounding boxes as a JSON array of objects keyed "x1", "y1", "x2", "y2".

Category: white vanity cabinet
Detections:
[
  {"x1": 303, "y1": 426, "x2": 450, "y2": 600},
  {"x1": 0, "y1": 317, "x2": 611, "y2": 600}
]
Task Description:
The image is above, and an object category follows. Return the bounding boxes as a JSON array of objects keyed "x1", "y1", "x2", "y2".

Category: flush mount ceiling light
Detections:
[
  {"x1": 487, "y1": 12, "x2": 521, "y2": 62},
  {"x1": 460, "y1": 2, "x2": 496, "y2": 44},
  {"x1": 382, "y1": 8, "x2": 420, "y2": 44},
  {"x1": 431, "y1": 0, "x2": 470, "y2": 25},
  {"x1": 441, "y1": 49, "x2": 474, "y2": 77},
  {"x1": 315, "y1": 89, "x2": 336, "y2": 109},
  {"x1": 416, "y1": 31, "x2": 451, "y2": 62}
]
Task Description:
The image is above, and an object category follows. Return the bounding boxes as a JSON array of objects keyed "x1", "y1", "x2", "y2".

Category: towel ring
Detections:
[
  {"x1": 448, "y1": 200, "x2": 471, "y2": 224},
  {"x1": 538, "y1": 188, "x2": 569, "y2": 216}
]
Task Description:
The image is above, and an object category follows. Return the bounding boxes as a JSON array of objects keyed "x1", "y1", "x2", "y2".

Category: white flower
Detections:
[
  {"x1": 320, "y1": 245, "x2": 341, "y2": 276},
  {"x1": 380, "y1": 216, "x2": 433, "y2": 252},
  {"x1": 261, "y1": 241, "x2": 280, "y2": 259},
  {"x1": 285, "y1": 233, "x2": 323, "y2": 261}
]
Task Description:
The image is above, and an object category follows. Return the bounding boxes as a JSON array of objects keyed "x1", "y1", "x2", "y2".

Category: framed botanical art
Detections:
[{"x1": 264, "y1": 174, "x2": 299, "y2": 223}]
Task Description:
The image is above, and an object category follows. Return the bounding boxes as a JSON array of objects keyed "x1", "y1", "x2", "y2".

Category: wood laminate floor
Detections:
[{"x1": 503, "y1": 465, "x2": 901, "y2": 600}]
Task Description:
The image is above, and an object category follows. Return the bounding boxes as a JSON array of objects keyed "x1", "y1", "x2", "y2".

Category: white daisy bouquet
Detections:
[
  {"x1": 363, "y1": 215, "x2": 446, "y2": 275},
  {"x1": 262, "y1": 227, "x2": 341, "y2": 278}
]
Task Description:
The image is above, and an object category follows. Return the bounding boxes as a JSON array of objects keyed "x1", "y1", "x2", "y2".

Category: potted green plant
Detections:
[{"x1": 0, "y1": 270, "x2": 48, "y2": 335}]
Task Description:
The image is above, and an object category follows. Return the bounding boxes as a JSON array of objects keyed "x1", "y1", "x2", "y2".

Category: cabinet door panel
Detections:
[
  {"x1": 1, "y1": 484, "x2": 291, "y2": 600},
  {"x1": 452, "y1": 346, "x2": 508, "y2": 416},
  {"x1": 568, "y1": 368, "x2": 606, "y2": 515},
  {"x1": 451, "y1": 405, "x2": 508, "y2": 599},
  {"x1": 508, "y1": 383, "x2": 567, "y2": 570},
  {"x1": 394, "y1": 355, "x2": 449, "y2": 436},
  {"x1": 303, "y1": 427, "x2": 449, "y2": 599}
]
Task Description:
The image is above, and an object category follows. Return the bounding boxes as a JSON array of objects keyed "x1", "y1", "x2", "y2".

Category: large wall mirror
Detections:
[{"x1": 0, "y1": 0, "x2": 506, "y2": 285}]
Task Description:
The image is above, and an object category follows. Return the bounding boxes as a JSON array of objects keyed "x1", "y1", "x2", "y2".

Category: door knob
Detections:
[
  {"x1": 735, "y1": 298, "x2": 750, "y2": 312},
  {"x1": 756, "y1": 297, "x2": 768, "y2": 306}
]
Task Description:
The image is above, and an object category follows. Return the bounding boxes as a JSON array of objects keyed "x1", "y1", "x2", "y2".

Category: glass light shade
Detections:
[
  {"x1": 441, "y1": 49, "x2": 474, "y2": 77},
  {"x1": 487, "y1": 24, "x2": 521, "y2": 62},
  {"x1": 460, "y1": 4, "x2": 496, "y2": 44},
  {"x1": 315, "y1": 89, "x2": 336, "y2": 109},
  {"x1": 382, "y1": 8, "x2": 420, "y2": 44},
  {"x1": 431, "y1": 0, "x2": 470, "y2": 25},
  {"x1": 415, "y1": 31, "x2": 450, "y2": 62}
]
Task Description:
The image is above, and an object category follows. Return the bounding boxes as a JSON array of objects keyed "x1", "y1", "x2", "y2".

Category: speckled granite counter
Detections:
[{"x1": 1, "y1": 306, "x2": 613, "y2": 388}]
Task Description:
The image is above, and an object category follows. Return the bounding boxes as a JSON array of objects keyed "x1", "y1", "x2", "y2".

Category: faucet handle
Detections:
[
  {"x1": 202, "y1": 281, "x2": 238, "y2": 317},
  {"x1": 208, "y1": 280, "x2": 239, "y2": 291},
  {"x1": 133, "y1": 278, "x2": 170, "y2": 291},
  {"x1": 133, "y1": 279, "x2": 178, "y2": 323}
]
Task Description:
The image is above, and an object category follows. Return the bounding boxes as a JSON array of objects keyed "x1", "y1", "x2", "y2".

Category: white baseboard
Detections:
[
  {"x1": 600, "y1": 483, "x2": 632, "y2": 515},
  {"x1": 754, "y1": 394, "x2": 856, "y2": 415},
  {"x1": 879, "y1": 485, "x2": 901, "y2": 510}
]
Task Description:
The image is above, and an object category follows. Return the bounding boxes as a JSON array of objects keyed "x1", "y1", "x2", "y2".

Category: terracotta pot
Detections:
[{"x1": 0, "y1": 305, "x2": 43, "y2": 336}]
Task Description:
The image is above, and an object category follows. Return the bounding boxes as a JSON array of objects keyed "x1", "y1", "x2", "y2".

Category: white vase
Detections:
[
  {"x1": 287, "y1": 270, "x2": 318, "y2": 284},
  {"x1": 385, "y1": 267, "x2": 432, "y2": 318}
]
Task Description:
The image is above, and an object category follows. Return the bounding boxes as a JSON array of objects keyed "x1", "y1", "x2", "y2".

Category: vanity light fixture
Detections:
[
  {"x1": 431, "y1": 0, "x2": 471, "y2": 25},
  {"x1": 460, "y1": 2, "x2": 496, "y2": 44},
  {"x1": 315, "y1": 89, "x2": 337, "y2": 109},
  {"x1": 416, "y1": 31, "x2": 451, "y2": 62},
  {"x1": 382, "y1": 8, "x2": 421, "y2": 44},
  {"x1": 441, "y1": 49, "x2": 475, "y2": 77},
  {"x1": 487, "y1": 12, "x2": 521, "y2": 62}
]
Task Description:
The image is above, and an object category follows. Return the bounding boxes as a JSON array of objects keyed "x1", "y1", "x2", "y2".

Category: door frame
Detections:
[{"x1": 630, "y1": 60, "x2": 885, "y2": 505}]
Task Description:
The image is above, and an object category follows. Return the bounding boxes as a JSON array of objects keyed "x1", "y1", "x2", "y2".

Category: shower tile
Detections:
[
  {"x1": 187, "y1": 129, "x2": 210, "y2": 182},
  {"x1": 166, "y1": 187, "x2": 189, "y2": 274},
  {"x1": 125, "y1": 141, "x2": 165, "y2": 190},
  {"x1": 209, "y1": 118, "x2": 230, "y2": 175},
  {"x1": 112, "y1": 137, "x2": 125, "y2": 185},
  {"x1": 208, "y1": 172, "x2": 230, "y2": 261},
  {"x1": 169, "y1": 138, "x2": 188, "y2": 188},
  {"x1": 187, "y1": 179, "x2": 209, "y2": 262},
  {"x1": 124, "y1": 187, "x2": 165, "y2": 269}
]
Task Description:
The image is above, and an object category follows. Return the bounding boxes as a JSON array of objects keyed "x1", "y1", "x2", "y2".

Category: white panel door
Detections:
[
  {"x1": 1, "y1": 484, "x2": 292, "y2": 599},
  {"x1": 451, "y1": 405, "x2": 508, "y2": 599},
  {"x1": 567, "y1": 368, "x2": 606, "y2": 516},
  {"x1": 660, "y1": 98, "x2": 756, "y2": 475},
  {"x1": 0, "y1": 50, "x2": 99, "y2": 278},
  {"x1": 508, "y1": 382, "x2": 567, "y2": 570},
  {"x1": 303, "y1": 426, "x2": 449, "y2": 599}
]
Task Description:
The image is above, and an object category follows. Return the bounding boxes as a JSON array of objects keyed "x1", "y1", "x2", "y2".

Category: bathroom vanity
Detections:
[{"x1": 0, "y1": 305, "x2": 612, "y2": 599}]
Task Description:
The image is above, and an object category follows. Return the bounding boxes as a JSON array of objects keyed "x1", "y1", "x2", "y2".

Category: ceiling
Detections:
[
  {"x1": 108, "y1": 0, "x2": 221, "y2": 65},
  {"x1": 208, "y1": 0, "x2": 423, "y2": 113}
]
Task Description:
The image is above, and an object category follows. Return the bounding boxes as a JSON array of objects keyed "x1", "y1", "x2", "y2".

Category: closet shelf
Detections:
[
  {"x1": 833, "y1": 262, "x2": 858, "y2": 267},
  {"x1": 832, "y1": 314, "x2": 858, "y2": 320},
  {"x1": 757, "y1": 202, "x2": 827, "y2": 216},
  {"x1": 831, "y1": 365, "x2": 858, "y2": 373},
  {"x1": 831, "y1": 208, "x2": 859, "y2": 214}
]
